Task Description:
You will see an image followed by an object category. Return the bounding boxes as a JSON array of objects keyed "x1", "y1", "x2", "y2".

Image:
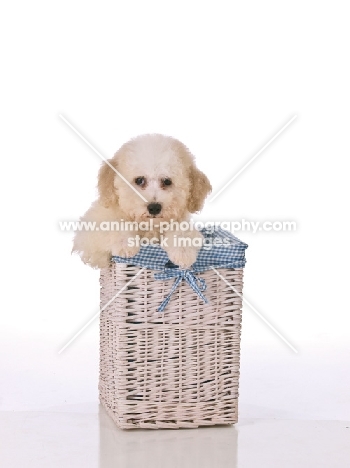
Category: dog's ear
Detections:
[
  {"x1": 97, "y1": 159, "x2": 118, "y2": 208},
  {"x1": 187, "y1": 164, "x2": 212, "y2": 213}
]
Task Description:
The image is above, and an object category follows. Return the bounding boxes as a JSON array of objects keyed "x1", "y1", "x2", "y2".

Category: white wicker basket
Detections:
[{"x1": 99, "y1": 262, "x2": 244, "y2": 429}]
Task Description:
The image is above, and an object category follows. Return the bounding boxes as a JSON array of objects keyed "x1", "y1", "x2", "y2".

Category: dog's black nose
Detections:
[{"x1": 147, "y1": 203, "x2": 162, "y2": 215}]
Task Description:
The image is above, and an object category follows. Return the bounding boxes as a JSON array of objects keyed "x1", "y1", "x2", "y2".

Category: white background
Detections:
[{"x1": 1, "y1": 1, "x2": 349, "y2": 422}]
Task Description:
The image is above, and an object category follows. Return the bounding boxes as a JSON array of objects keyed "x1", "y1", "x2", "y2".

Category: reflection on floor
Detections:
[{"x1": 0, "y1": 406, "x2": 349, "y2": 468}]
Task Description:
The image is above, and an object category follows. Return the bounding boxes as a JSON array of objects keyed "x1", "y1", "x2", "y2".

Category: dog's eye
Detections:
[
  {"x1": 134, "y1": 177, "x2": 146, "y2": 187},
  {"x1": 162, "y1": 178, "x2": 172, "y2": 187}
]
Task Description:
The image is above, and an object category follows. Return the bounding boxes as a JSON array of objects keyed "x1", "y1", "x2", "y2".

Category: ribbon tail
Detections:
[
  {"x1": 157, "y1": 276, "x2": 182, "y2": 312},
  {"x1": 187, "y1": 280, "x2": 209, "y2": 304}
]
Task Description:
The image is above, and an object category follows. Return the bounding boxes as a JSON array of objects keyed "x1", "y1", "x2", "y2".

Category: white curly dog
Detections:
[{"x1": 73, "y1": 134, "x2": 212, "y2": 269}]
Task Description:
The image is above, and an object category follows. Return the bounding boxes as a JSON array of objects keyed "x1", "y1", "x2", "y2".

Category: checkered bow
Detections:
[{"x1": 111, "y1": 226, "x2": 248, "y2": 312}]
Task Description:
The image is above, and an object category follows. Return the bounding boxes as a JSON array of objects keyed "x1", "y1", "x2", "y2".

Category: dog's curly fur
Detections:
[{"x1": 73, "y1": 134, "x2": 212, "y2": 269}]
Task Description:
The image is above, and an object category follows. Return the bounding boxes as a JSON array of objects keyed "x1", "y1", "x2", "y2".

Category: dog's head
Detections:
[{"x1": 97, "y1": 134, "x2": 211, "y2": 221}]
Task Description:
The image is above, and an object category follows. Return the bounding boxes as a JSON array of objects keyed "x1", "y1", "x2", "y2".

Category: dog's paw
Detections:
[
  {"x1": 77, "y1": 250, "x2": 111, "y2": 269},
  {"x1": 111, "y1": 242, "x2": 140, "y2": 259},
  {"x1": 166, "y1": 246, "x2": 198, "y2": 269}
]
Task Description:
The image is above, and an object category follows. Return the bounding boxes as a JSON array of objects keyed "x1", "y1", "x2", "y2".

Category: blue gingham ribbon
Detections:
[
  {"x1": 154, "y1": 269, "x2": 208, "y2": 312},
  {"x1": 111, "y1": 227, "x2": 248, "y2": 312}
]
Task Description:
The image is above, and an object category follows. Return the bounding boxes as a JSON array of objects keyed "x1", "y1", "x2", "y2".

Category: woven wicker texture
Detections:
[{"x1": 99, "y1": 263, "x2": 244, "y2": 429}]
